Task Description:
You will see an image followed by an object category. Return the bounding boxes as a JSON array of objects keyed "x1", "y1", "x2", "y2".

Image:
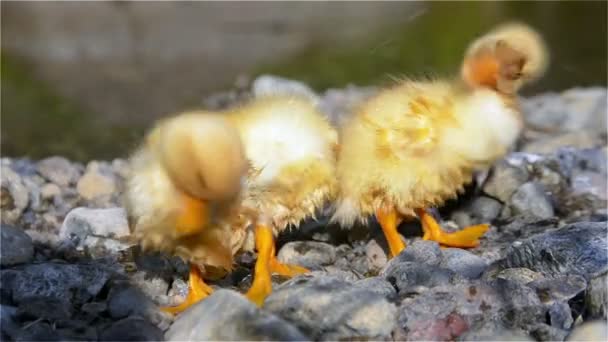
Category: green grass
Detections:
[{"x1": 1, "y1": 53, "x2": 143, "y2": 161}]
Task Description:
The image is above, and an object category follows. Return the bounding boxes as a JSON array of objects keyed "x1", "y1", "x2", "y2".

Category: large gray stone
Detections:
[
  {"x1": 264, "y1": 275, "x2": 397, "y2": 340},
  {"x1": 483, "y1": 160, "x2": 530, "y2": 203},
  {"x1": 499, "y1": 221, "x2": 607, "y2": 279},
  {"x1": 0, "y1": 262, "x2": 112, "y2": 305},
  {"x1": 166, "y1": 289, "x2": 306, "y2": 341}
]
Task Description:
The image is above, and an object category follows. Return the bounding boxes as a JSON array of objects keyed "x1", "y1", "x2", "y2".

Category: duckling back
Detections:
[{"x1": 228, "y1": 96, "x2": 338, "y2": 231}]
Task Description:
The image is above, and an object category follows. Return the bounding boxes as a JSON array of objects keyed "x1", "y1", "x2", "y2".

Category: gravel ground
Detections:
[{"x1": 1, "y1": 76, "x2": 607, "y2": 341}]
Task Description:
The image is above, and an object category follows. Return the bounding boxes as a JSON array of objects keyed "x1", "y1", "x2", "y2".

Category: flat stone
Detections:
[
  {"x1": 166, "y1": 289, "x2": 307, "y2": 341},
  {"x1": 382, "y1": 261, "x2": 465, "y2": 294},
  {"x1": 0, "y1": 225, "x2": 34, "y2": 266},
  {"x1": 277, "y1": 241, "x2": 336, "y2": 270}
]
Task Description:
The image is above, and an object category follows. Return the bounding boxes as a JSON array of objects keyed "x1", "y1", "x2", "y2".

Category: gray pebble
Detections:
[
  {"x1": 483, "y1": 160, "x2": 530, "y2": 203},
  {"x1": 440, "y1": 248, "x2": 488, "y2": 279},
  {"x1": 0, "y1": 225, "x2": 33, "y2": 266},
  {"x1": 510, "y1": 181, "x2": 555, "y2": 219}
]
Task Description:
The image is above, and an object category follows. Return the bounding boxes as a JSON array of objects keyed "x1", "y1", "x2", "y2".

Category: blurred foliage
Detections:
[
  {"x1": 1, "y1": 54, "x2": 143, "y2": 161},
  {"x1": 1, "y1": 1, "x2": 606, "y2": 160},
  {"x1": 256, "y1": 2, "x2": 607, "y2": 93}
]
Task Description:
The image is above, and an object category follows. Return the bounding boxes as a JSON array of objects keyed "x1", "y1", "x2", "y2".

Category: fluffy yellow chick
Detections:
[
  {"x1": 332, "y1": 23, "x2": 549, "y2": 257},
  {"x1": 125, "y1": 112, "x2": 249, "y2": 313},
  {"x1": 126, "y1": 96, "x2": 338, "y2": 313}
]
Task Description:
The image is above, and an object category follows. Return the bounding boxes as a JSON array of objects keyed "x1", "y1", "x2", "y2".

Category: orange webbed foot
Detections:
[
  {"x1": 162, "y1": 264, "x2": 212, "y2": 315},
  {"x1": 416, "y1": 208, "x2": 488, "y2": 248}
]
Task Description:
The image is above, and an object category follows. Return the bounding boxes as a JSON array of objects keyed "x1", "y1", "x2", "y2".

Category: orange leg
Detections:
[
  {"x1": 375, "y1": 207, "x2": 406, "y2": 258},
  {"x1": 175, "y1": 194, "x2": 209, "y2": 236},
  {"x1": 415, "y1": 208, "x2": 488, "y2": 248},
  {"x1": 245, "y1": 225, "x2": 309, "y2": 306},
  {"x1": 162, "y1": 264, "x2": 213, "y2": 315}
]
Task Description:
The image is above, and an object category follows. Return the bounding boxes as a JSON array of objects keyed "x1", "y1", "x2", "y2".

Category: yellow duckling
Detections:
[
  {"x1": 126, "y1": 96, "x2": 338, "y2": 313},
  {"x1": 331, "y1": 22, "x2": 549, "y2": 257}
]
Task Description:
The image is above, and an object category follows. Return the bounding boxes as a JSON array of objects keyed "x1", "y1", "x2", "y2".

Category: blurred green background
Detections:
[{"x1": 2, "y1": 1, "x2": 606, "y2": 161}]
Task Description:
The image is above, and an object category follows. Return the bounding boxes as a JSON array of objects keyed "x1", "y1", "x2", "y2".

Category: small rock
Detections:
[
  {"x1": 1, "y1": 166, "x2": 29, "y2": 224},
  {"x1": 61, "y1": 207, "x2": 129, "y2": 240},
  {"x1": 107, "y1": 284, "x2": 172, "y2": 331},
  {"x1": 499, "y1": 221, "x2": 607, "y2": 279},
  {"x1": 166, "y1": 289, "x2": 306, "y2": 341},
  {"x1": 483, "y1": 160, "x2": 530, "y2": 203},
  {"x1": 60, "y1": 207, "x2": 132, "y2": 256},
  {"x1": 100, "y1": 316, "x2": 164, "y2": 341},
  {"x1": 252, "y1": 75, "x2": 320, "y2": 104},
  {"x1": 36, "y1": 156, "x2": 81, "y2": 187},
  {"x1": 365, "y1": 239, "x2": 388, "y2": 272},
  {"x1": 277, "y1": 241, "x2": 336, "y2": 269},
  {"x1": 16, "y1": 296, "x2": 73, "y2": 321},
  {"x1": 77, "y1": 161, "x2": 118, "y2": 200},
  {"x1": 440, "y1": 248, "x2": 488, "y2": 279},
  {"x1": 567, "y1": 320, "x2": 608, "y2": 341},
  {"x1": 510, "y1": 181, "x2": 555, "y2": 219},
  {"x1": 265, "y1": 275, "x2": 397, "y2": 340},
  {"x1": 0, "y1": 225, "x2": 34, "y2": 266}
]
